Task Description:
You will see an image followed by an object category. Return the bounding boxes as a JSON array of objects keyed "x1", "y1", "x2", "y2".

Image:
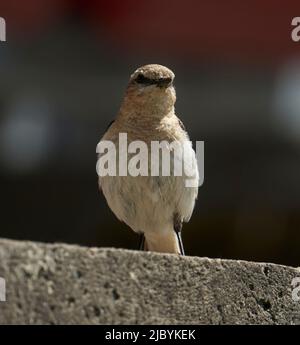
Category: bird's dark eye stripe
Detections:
[
  {"x1": 135, "y1": 74, "x2": 154, "y2": 85},
  {"x1": 135, "y1": 74, "x2": 172, "y2": 86}
]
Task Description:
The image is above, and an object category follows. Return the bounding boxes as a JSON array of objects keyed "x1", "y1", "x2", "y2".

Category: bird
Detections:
[{"x1": 97, "y1": 64, "x2": 199, "y2": 255}]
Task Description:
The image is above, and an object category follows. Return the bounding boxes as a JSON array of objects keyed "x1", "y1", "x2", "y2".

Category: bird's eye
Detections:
[{"x1": 135, "y1": 74, "x2": 153, "y2": 85}]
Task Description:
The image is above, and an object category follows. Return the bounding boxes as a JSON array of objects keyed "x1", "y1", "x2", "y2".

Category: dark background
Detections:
[{"x1": 0, "y1": 0, "x2": 299, "y2": 266}]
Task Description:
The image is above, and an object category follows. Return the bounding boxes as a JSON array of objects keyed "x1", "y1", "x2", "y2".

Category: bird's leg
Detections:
[
  {"x1": 175, "y1": 230, "x2": 185, "y2": 256},
  {"x1": 138, "y1": 233, "x2": 145, "y2": 251},
  {"x1": 174, "y1": 213, "x2": 185, "y2": 256}
]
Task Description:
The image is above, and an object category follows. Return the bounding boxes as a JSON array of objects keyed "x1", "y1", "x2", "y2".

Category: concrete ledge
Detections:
[{"x1": 0, "y1": 238, "x2": 299, "y2": 324}]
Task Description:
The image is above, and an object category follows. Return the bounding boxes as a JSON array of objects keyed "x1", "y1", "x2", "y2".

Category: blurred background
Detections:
[{"x1": 0, "y1": 0, "x2": 299, "y2": 266}]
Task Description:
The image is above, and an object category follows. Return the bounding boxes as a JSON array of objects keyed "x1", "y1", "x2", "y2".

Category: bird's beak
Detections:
[{"x1": 156, "y1": 77, "x2": 173, "y2": 88}]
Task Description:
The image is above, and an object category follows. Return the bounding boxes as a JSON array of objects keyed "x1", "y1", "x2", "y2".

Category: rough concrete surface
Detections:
[{"x1": 0, "y1": 238, "x2": 299, "y2": 325}]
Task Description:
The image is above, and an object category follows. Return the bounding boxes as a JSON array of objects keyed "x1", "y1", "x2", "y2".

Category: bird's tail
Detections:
[{"x1": 144, "y1": 230, "x2": 184, "y2": 255}]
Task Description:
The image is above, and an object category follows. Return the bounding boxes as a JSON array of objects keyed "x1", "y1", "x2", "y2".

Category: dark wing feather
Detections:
[
  {"x1": 97, "y1": 119, "x2": 115, "y2": 192},
  {"x1": 104, "y1": 119, "x2": 115, "y2": 133},
  {"x1": 178, "y1": 118, "x2": 186, "y2": 131}
]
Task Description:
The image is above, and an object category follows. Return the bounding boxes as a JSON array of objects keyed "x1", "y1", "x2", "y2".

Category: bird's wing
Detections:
[
  {"x1": 173, "y1": 139, "x2": 199, "y2": 223},
  {"x1": 97, "y1": 119, "x2": 115, "y2": 193},
  {"x1": 177, "y1": 117, "x2": 186, "y2": 132},
  {"x1": 104, "y1": 119, "x2": 115, "y2": 133}
]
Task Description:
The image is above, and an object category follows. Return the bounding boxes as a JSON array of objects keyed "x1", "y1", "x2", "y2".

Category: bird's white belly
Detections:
[
  {"x1": 99, "y1": 140, "x2": 199, "y2": 235},
  {"x1": 101, "y1": 175, "x2": 185, "y2": 235}
]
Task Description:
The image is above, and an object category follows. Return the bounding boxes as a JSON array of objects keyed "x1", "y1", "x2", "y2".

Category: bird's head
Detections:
[{"x1": 123, "y1": 64, "x2": 176, "y2": 116}]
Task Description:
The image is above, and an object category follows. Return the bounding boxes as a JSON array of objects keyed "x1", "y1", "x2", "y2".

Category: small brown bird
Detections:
[{"x1": 97, "y1": 64, "x2": 199, "y2": 254}]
